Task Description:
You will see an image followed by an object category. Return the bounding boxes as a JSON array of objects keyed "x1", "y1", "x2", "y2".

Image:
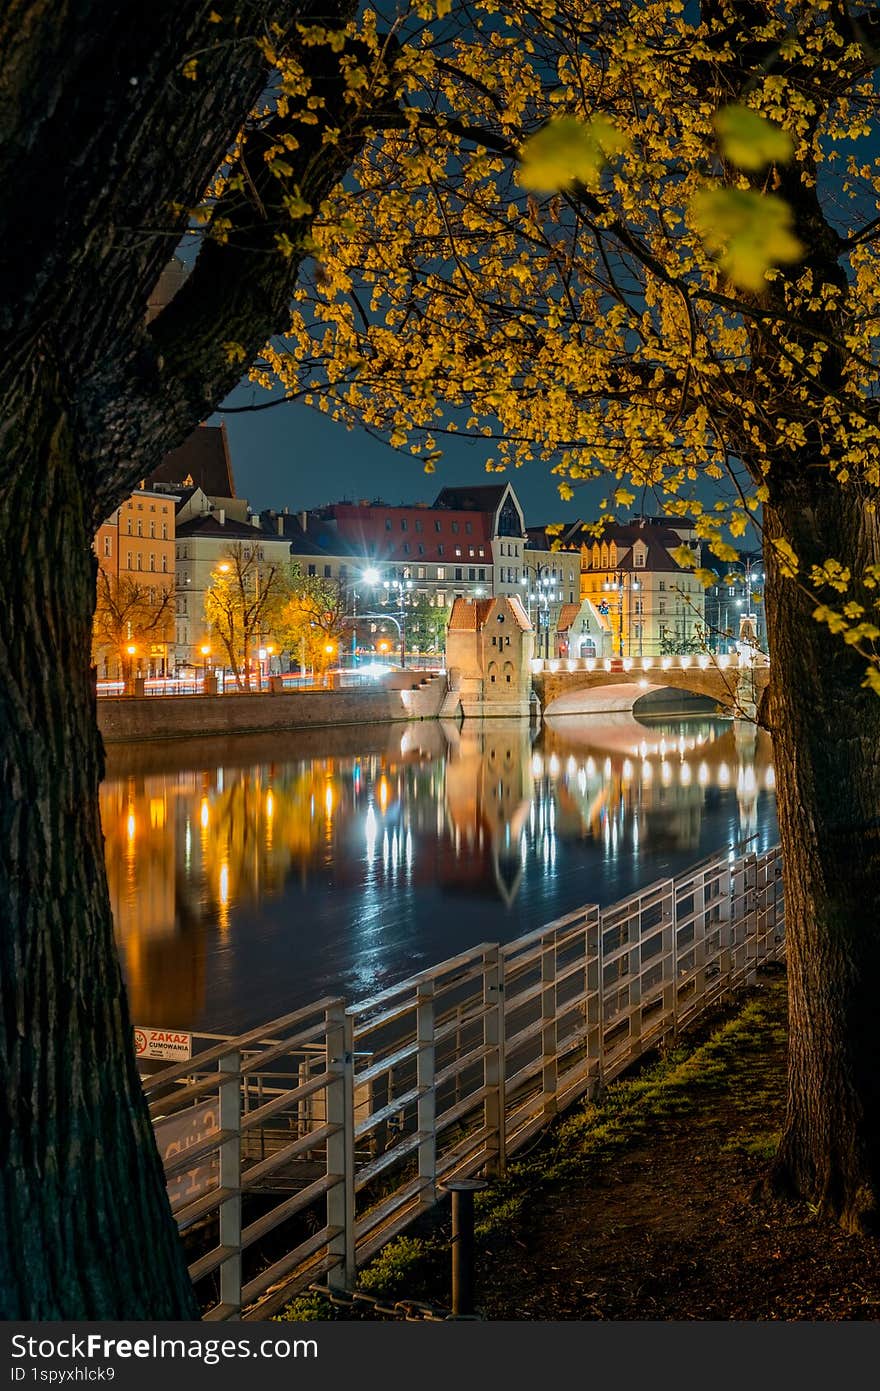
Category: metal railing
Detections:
[{"x1": 142, "y1": 843, "x2": 784, "y2": 1321}]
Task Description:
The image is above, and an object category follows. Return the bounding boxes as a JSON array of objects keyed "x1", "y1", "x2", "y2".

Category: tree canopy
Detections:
[{"x1": 247, "y1": 0, "x2": 880, "y2": 682}]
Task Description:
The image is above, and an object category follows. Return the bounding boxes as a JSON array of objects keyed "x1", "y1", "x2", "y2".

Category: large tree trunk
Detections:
[
  {"x1": 0, "y1": 356, "x2": 197, "y2": 1317},
  {"x1": 763, "y1": 478, "x2": 880, "y2": 1232}
]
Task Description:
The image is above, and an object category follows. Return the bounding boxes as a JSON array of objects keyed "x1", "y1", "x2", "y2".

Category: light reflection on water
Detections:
[{"x1": 101, "y1": 713, "x2": 776, "y2": 1034}]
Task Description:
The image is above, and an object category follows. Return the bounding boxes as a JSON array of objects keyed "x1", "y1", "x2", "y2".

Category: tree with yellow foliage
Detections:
[{"x1": 260, "y1": 1, "x2": 880, "y2": 1232}]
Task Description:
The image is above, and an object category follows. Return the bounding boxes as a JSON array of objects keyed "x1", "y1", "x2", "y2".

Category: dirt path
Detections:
[{"x1": 477, "y1": 977, "x2": 880, "y2": 1319}]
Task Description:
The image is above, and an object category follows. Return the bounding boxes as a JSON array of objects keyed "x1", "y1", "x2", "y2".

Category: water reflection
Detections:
[{"x1": 102, "y1": 714, "x2": 776, "y2": 1033}]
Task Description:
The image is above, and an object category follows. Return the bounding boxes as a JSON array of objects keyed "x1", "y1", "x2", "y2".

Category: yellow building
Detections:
[
  {"x1": 576, "y1": 519, "x2": 704, "y2": 657},
  {"x1": 94, "y1": 485, "x2": 177, "y2": 677}
]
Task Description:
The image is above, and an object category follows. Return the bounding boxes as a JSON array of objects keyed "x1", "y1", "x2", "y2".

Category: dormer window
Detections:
[{"x1": 634, "y1": 547, "x2": 646, "y2": 567}]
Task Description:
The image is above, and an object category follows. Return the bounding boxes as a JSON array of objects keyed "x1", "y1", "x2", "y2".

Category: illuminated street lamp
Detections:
[
  {"x1": 199, "y1": 643, "x2": 211, "y2": 688},
  {"x1": 382, "y1": 577, "x2": 414, "y2": 668}
]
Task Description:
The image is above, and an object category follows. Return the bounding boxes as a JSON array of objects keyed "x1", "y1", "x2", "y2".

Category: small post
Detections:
[
  {"x1": 442, "y1": 1179, "x2": 488, "y2": 1318},
  {"x1": 218, "y1": 1048, "x2": 242, "y2": 1314}
]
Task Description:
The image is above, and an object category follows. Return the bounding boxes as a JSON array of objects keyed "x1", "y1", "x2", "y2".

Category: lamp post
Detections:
[
  {"x1": 601, "y1": 572, "x2": 640, "y2": 657},
  {"x1": 199, "y1": 643, "x2": 210, "y2": 689},
  {"x1": 356, "y1": 567, "x2": 382, "y2": 669},
  {"x1": 520, "y1": 564, "x2": 560, "y2": 659},
  {"x1": 382, "y1": 576, "x2": 413, "y2": 668}
]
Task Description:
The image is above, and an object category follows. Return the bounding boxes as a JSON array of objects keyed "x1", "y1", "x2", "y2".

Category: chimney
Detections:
[
  {"x1": 300, "y1": 510, "x2": 308, "y2": 531},
  {"x1": 283, "y1": 506, "x2": 289, "y2": 515},
  {"x1": 252, "y1": 515, "x2": 260, "y2": 528},
  {"x1": 218, "y1": 508, "x2": 225, "y2": 525},
  {"x1": 277, "y1": 517, "x2": 284, "y2": 536}
]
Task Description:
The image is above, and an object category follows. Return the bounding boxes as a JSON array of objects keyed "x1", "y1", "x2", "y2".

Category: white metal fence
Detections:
[{"x1": 141, "y1": 843, "x2": 785, "y2": 1321}]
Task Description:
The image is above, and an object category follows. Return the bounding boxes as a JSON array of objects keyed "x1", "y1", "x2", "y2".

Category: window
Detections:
[
  {"x1": 161, "y1": 523, "x2": 167, "y2": 539},
  {"x1": 635, "y1": 598, "x2": 643, "y2": 615},
  {"x1": 149, "y1": 554, "x2": 155, "y2": 572},
  {"x1": 324, "y1": 564, "x2": 332, "y2": 578},
  {"x1": 126, "y1": 519, "x2": 132, "y2": 535},
  {"x1": 136, "y1": 554, "x2": 142, "y2": 571},
  {"x1": 437, "y1": 544, "x2": 444, "y2": 557},
  {"x1": 438, "y1": 590, "x2": 446, "y2": 605},
  {"x1": 103, "y1": 537, "x2": 111, "y2": 557},
  {"x1": 400, "y1": 518, "x2": 408, "y2": 531},
  {"x1": 465, "y1": 521, "x2": 472, "y2": 534},
  {"x1": 469, "y1": 568, "x2": 476, "y2": 580},
  {"x1": 402, "y1": 542, "x2": 410, "y2": 554},
  {"x1": 161, "y1": 555, "x2": 167, "y2": 572},
  {"x1": 634, "y1": 549, "x2": 645, "y2": 567},
  {"x1": 418, "y1": 544, "x2": 425, "y2": 555},
  {"x1": 478, "y1": 548, "x2": 485, "y2": 558},
  {"x1": 149, "y1": 521, "x2": 155, "y2": 538},
  {"x1": 451, "y1": 521, "x2": 459, "y2": 533},
  {"x1": 437, "y1": 566, "x2": 446, "y2": 579},
  {"x1": 415, "y1": 519, "x2": 423, "y2": 533},
  {"x1": 659, "y1": 581, "x2": 665, "y2": 591},
  {"x1": 478, "y1": 568, "x2": 486, "y2": 580},
  {"x1": 659, "y1": 600, "x2": 666, "y2": 615},
  {"x1": 417, "y1": 566, "x2": 426, "y2": 579},
  {"x1": 385, "y1": 518, "x2": 392, "y2": 531},
  {"x1": 308, "y1": 564, "x2": 316, "y2": 576},
  {"x1": 455, "y1": 547, "x2": 462, "y2": 558},
  {"x1": 136, "y1": 520, "x2": 142, "y2": 536},
  {"x1": 455, "y1": 567, "x2": 463, "y2": 580},
  {"x1": 127, "y1": 551, "x2": 132, "y2": 568},
  {"x1": 434, "y1": 521, "x2": 442, "y2": 533}
]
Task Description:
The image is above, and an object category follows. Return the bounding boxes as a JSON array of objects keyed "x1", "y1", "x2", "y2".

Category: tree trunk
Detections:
[
  {"x1": 763, "y1": 478, "x2": 880, "y2": 1232},
  {"x1": 0, "y1": 355, "x2": 197, "y2": 1317}
]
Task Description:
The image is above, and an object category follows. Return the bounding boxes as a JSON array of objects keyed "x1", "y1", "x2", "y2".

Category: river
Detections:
[{"x1": 101, "y1": 711, "x2": 777, "y2": 1035}]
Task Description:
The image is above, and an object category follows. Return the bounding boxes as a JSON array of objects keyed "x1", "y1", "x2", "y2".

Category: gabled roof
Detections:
[
  {"x1": 433, "y1": 485, "x2": 508, "y2": 512},
  {"x1": 555, "y1": 602, "x2": 583, "y2": 634},
  {"x1": 176, "y1": 513, "x2": 281, "y2": 542},
  {"x1": 148, "y1": 424, "x2": 235, "y2": 498},
  {"x1": 448, "y1": 595, "x2": 532, "y2": 632}
]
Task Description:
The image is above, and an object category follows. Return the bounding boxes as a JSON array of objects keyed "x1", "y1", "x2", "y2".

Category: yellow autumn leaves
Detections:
[{"x1": 518, "y1": 104, "x2": 802, "y2": 292}]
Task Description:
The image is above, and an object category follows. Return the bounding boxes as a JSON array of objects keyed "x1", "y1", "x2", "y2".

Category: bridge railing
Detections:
[
  {"x1": 530, "y1": 651, "x2": 770, "y2": 676},
  {"x1": 142, "y1": 844, "x2": 784, "y2": 1320}
]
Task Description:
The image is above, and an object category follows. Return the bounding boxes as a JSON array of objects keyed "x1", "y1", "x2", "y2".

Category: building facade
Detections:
[
  {"x1": 575, "y1": 518, "x2": 705, "y2": 656},
  {"x1": 94, "y1": 485, "x2": 177, "y2": 677}
]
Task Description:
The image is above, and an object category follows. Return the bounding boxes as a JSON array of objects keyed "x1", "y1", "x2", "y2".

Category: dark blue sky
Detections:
[{"x1": 210, "y1": 390, "x2": 605, "y2": 527}]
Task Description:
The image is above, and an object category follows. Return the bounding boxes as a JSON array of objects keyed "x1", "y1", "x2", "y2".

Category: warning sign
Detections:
[{"x1": 134, "y1": 1026, "x2": 193, "y2": 1062}]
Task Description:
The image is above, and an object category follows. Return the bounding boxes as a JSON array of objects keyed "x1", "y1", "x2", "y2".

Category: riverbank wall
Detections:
[{"x1": 98, "y1": 677, "x2": 447, "y2": 744}]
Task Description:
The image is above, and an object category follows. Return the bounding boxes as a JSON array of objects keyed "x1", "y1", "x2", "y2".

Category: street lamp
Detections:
[
  {"x1": 600, "y1": 573, "x2": 640, "y2": 656},
  {"x1": 199, "y1": 643, "x2": 210, "y2": 688},
  {"x1": 522, "y1": 564, "x2": 560, "y2": 659},
  {"x1": 382, "y1": 577, "x2": 414, "y2": 668}
]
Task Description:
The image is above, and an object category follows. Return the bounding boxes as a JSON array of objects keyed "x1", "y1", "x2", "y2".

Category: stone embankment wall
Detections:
[{"x1": 98, "y1": 677, "x2": 447, "y2": 744}]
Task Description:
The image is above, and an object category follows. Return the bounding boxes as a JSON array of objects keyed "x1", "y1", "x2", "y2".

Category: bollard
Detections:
[{"x1": 442, "y1": 1178, "x2": 488, "y2": 1317}]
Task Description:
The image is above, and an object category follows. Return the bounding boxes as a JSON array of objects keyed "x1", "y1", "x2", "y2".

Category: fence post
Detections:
[
  {"x1": 416, "y1": 980, "x2": 437, "y2": 1208},
  {"x1": 218, "y1": 1048, "x2": 242, "y2": 1315},
  {"x1": 483, "y1": 946, "x2": 507, "y2": 1177},
  {"x1": 326, "y1": 1004, "x2": 356, "y2": 1291},
  {"x1": 541, "y1": 936, "x2": 558, "y2": 1119}
]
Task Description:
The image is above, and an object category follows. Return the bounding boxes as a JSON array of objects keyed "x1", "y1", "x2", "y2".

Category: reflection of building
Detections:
[
  {"x1": 442, "y1": 722, "x2": 533, "y2": 905},
  {"x1": 101, "y1": 775, "x2": 207, "y2": 1026}
]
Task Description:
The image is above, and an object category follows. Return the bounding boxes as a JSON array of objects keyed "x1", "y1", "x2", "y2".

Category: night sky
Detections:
[{"x1": 210, "y1": 385, "x2": 608, "y2": 528}]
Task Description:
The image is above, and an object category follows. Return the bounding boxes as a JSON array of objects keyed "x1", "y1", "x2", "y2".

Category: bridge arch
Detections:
[{"x1": 532, "y1": 663, "x2": 760, "y2": 717}]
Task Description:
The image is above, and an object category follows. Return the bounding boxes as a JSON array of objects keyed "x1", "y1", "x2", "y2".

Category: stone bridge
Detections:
[{"x1": 531, "y1": 653, "x2": 770, "y2": 718}]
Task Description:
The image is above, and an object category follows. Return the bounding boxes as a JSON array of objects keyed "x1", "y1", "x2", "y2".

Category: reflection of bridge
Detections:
[{"x1": 531, "y1": 653, "x2": 770, "y2": 717}]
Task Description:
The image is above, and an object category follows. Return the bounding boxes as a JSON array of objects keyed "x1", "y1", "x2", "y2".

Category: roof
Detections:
[
  {"x1": 148, "y1": 424, "x2": 235, "y2": 498},
  {"x1": 580, "y1": 522, "x2": 695, "y2": 573},
  {"x1": 448, "y1": 595, "x2": 532, "y2": 633},
  {"x1": 555, "y1": 602, "x2": 582, "y2": 634},
  {"x1": 433, "y1": 485, "x2": 508, "y2": 512},
  {"x1": 176, "y1": 514, "x2": 283, "y2": 542}
]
